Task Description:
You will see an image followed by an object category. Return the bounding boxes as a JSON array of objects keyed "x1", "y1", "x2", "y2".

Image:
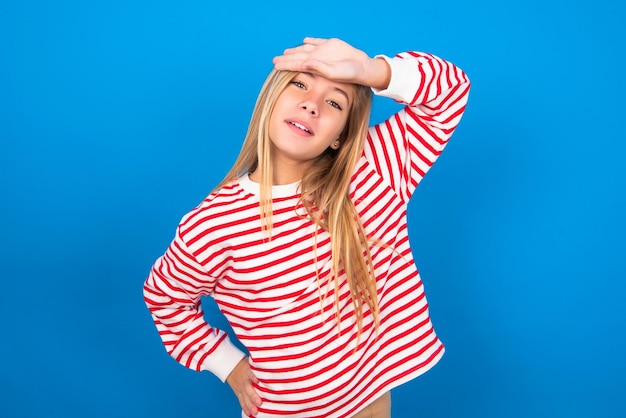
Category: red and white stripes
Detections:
[{"x1": 144, "y1": 51, "x2": 469, "y2": 417}]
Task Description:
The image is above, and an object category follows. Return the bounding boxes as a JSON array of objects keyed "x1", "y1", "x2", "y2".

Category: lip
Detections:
[{"x1": 285, "y1": 119, "x2": 314, "y2": 136}]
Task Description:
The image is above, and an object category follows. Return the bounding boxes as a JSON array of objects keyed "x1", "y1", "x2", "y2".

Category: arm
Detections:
[
  {"x1": 273, "y1": 38, "x2": 471, "y2": 202},
  {"x1": 365, "y1": 51, "x2": 471, "y2": 202},
  {"x1": 144, "y1": 225, "x2": 263, "y2": 415},
  {"x1": 143, "y1": 228, "x2": 246, "y2": 379}
]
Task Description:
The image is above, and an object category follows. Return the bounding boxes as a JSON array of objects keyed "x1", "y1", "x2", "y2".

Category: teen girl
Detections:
[{"x1": 144, "y1": 37, "x2": 470, "y2": 417}]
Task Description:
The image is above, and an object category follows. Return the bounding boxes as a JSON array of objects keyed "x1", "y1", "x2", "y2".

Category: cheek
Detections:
[
  {"x1": 332, "y1": 114, "x2": 349, "y2": 138},
  {"x1": 268, "y1": 100, "x2": 287, "y2": 134}
]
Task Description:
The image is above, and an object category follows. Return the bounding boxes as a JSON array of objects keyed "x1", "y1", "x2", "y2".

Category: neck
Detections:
[{"x1": 250, "y1": 159, "x2": 311, "y2": 185}]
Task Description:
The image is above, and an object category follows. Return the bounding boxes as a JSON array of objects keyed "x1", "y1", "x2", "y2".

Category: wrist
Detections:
[{"x1": 364, "y1": 57, "x2": 391, "y2": 90}]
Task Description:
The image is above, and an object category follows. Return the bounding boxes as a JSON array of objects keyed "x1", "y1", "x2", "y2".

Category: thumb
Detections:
[{"x1": 300, "y1": 59, "x2": 332, "y2": 76}]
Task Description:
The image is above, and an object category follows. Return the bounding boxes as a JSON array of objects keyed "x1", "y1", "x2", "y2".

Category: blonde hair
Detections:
[{"x1": 214, "y1": 68, "x2": 377, "y2": 339}]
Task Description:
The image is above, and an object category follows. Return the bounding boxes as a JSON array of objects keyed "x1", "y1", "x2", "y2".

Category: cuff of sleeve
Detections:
[
  {"x1": 199, "y1": 337, "x2": 246, "y2": 383},
  {"x1": 371, "y1": 54, "x2": 423, "y2": 104}
]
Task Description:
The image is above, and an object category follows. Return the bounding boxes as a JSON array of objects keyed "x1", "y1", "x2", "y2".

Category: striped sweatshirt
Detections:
[{"x1": 144, "y1": 51, "x2": 470, "y2": 418}]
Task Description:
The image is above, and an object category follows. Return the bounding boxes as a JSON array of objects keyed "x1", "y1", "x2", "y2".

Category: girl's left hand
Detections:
[{"x1": 272, "y1": 37, "x2": 390, "y2": 90}]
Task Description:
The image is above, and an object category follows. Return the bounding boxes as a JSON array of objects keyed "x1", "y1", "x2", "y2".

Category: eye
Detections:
[
  {"x1": 290, "y1": 80, "x2": 306, "y2": 89},
  {"x1": 327, "y1": 100, "x2": 343, "y2": 111}
]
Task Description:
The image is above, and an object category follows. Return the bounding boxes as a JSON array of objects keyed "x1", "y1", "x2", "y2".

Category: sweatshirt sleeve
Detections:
[
  {"x1": 143, "y1": 226, "x2": 246, "y2": 382},
  {"x1": 363, "y1": 51, "x2": 471, "y2": 203}
]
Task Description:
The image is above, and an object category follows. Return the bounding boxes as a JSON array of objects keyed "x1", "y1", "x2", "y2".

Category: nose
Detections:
[{"x1": 300, "y1": 100, "x2": 318, "y2": 116}]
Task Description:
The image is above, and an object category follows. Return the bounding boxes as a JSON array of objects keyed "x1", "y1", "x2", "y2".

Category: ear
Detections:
[{"x1": 330, "y1": 140, "x2": 341, "y2": 150}]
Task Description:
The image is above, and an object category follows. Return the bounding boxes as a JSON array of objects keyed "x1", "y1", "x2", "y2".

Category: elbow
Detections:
[{"x1": 143, "y1": 275, "x2": 160, "y2": 310}]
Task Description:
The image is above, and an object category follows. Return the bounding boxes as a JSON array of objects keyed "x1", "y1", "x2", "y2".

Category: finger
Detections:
[
  {"x1": 242, "y1": 390, "x2": 261, "y2": 416},
  {"x1": 248, "y1": 390, "x2": 262, "y2": 408},
  {"x1": 282, "y1": 43, "x2": 315, "y2": 55},
  {"x1": 243, "y1": 405, "x2": 259, "y2": 416},
  {"x1": 273, "y1": 51, "x2": 309, "y2": 62},
  {"x1": 299, "y1": 58, "x2": 325, "y2": 72},
  {"x1": 243, "y1": 403, "x2": 258, "y2": 417},
  {"x1": 247, "y1": 367, "x2": 259, "y2": 384},
  {"x1": 272, "y1": 56, "x2": 308, "y2": 72},
  {"x1": 272, "y1": 55, "x2": 306, "y2": 67},
  {"x1": 303, "y1": 37, "x2": 327, "y2": 45},
  {"x1": 246, "y1": 379, "x2": 262, "y2": 405},
  {"x1": 241, "y1": 392, "x2": 259, "y2": 416},
  {"x1": 297, "y1": 59, "x2": 338, "y2": 78}
]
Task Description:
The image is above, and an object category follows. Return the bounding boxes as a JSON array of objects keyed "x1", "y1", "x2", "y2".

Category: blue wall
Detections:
[{"x1": 1, "y1": 1, "x2": 624, "y2": 417}]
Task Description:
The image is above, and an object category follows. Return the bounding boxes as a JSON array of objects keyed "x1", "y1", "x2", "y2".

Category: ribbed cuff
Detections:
[
  {"x1": 371, "y1": 54, "x2": 423, "y2": 104},
  {"x1": 199, "y1": 337, "x2": 246, "y2": 382}
]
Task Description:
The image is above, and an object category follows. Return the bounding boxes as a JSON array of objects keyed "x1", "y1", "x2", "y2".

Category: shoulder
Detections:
[{"x1": 178, "y1": 178, "x2": 258, "y2": 240}]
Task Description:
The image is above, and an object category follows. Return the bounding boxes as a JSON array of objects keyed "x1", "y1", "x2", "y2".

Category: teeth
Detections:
[{"x1": 290, "y1": 121, "x2": 310, "y2": 133}]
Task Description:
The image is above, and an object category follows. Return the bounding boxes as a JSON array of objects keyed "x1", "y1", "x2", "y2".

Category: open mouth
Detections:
[{"x1": 288, "y1": 121, "x2": 313, "y2": 135}]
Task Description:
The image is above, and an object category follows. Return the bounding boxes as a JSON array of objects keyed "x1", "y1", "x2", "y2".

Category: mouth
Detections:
[{"x1": 286, "y1": 120, "x2": 313, "y2": 135}]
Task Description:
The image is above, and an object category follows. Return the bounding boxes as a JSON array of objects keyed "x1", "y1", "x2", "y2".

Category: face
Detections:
[{"x1": 268, "y1": 72, "x2": 354, "y2": 172}]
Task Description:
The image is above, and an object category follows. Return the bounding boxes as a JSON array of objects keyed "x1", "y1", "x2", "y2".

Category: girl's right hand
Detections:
[
  {"x1": 272, "y1": 37, "x2": 391, "y2": 90},
  {"x1": 226, "y1": 357, "x2": 262, "y2": 416}
]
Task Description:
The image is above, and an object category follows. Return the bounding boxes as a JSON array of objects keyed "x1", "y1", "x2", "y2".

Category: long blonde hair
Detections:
[{"x1": 214, "y1": 68, "x2": 377, "y2": 339}]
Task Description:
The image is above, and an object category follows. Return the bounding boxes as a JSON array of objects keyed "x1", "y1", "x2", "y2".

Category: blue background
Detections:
[{"x1": 1, "y1": 0, "x2": 624, "y2": 417}]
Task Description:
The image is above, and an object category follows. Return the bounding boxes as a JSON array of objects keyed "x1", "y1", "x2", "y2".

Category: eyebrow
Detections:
[{"x1": 301, "y1": 72, "x2": 351, "y2": 105}]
